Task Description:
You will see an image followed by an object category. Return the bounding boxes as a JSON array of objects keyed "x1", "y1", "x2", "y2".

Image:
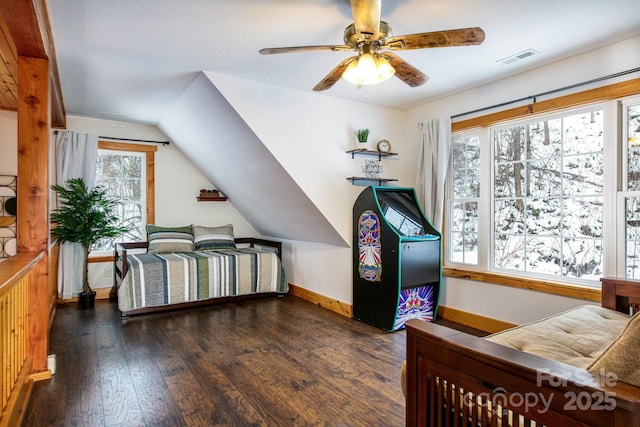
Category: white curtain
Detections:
[
  {"x1": 415, "y1": 117, "x2": 451, "y2": 232},
  {"x1": 54, "y1": 131, "x2": 98, "y2": 298}
]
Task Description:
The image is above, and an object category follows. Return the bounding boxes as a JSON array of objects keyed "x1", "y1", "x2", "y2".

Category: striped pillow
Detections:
[
  {"x1": 193, "y1": 224, "x2": 236, "y2": 250},
  {"x1": 147, "y1": 225, "x2": 194, "y2": 253}
]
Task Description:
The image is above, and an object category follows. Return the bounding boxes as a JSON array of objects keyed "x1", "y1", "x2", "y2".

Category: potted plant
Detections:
[
  {"x1": 51, "y1": 177, "x2": 129, "y2": 309},
  {"x1": 356, "y1": 128, "x2": 370, "y2": 144}
]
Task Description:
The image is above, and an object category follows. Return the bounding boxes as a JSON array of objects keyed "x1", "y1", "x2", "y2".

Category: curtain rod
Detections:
[
  {"x1": 53, "y1": 130, "x2": 170, "y2": 145},
  {"x1": 98, "y1": 136, "x2": 170, "y2": 146},
  {"x1": 450, "y1": 67, "x2": 640, "y2": 120}
]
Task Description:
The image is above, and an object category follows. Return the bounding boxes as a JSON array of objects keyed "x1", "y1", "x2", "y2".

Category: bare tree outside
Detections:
[
  {"x1": 93, "y1": 151, "x2": 145, "y2": 251},
  {"x1": 492, "y1": 109, "x2": 604, "y2": 279},
  {"x1": 624, "y1": 103, "x2": 640, "y2": 278}
]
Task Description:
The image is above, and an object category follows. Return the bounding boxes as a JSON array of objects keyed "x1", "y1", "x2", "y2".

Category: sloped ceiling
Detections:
[
  {"x1": 158, "y1": 72, "x2": 347, "y2": 247},
  {"x1": 46, "y1": 0, "x2": 640, "y2": 124}
]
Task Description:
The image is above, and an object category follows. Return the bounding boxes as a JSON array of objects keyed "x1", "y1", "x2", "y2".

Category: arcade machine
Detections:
[{"x1": 353, "y1": 186, "x2": 441, "y2": 331}]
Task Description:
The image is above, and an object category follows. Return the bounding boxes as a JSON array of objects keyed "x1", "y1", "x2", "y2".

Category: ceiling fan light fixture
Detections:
[
  {"x1": 342, "y1": 53, "x2": 395, "y2": 86},
  {"x1": 375, "y1": 55, "x2": 395, "y2": 81}
]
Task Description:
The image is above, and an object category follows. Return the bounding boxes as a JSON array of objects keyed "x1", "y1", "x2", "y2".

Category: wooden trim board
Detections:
[
  {"x1": 59, "y1": 282, "x2": 515, "y2": 335},
  {"x1": 443, "y1": 267, "x2": 601, "y2": 302},
  {"x1": 57, "y1": 286, "x2": 112, "y2": 304},
  {"x1": 287, "y1": 284, "x2": 514, "y2": 334},
  {"x1": 437, "y1": 305, "x2": 517, "y2": 334},
  {"x1": 288, "y1": 284, "x2": 352, "y2": 318}
]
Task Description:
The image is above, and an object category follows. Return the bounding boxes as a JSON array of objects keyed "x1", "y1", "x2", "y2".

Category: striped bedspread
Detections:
[{"x1": 117, "y1": 247, "x2": 287, "y2": 312}]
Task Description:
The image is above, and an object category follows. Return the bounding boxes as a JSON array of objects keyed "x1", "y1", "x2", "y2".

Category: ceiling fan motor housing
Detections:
[{"x1": 344, "y1": 21, "x2": 392, "y2": 48}]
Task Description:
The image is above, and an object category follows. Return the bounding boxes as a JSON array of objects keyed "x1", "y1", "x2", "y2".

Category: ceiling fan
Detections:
[{"x1": 259, "y1": 0, "x2": 485, "y2": 91}]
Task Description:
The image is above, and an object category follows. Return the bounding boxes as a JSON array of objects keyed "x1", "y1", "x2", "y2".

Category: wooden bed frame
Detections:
[
  {"x1": 113, "y1": 237, "x2": 284, "y2": 317},
  {"x1": 405, "y1": 277, "x2": 640, "y2": 426}
]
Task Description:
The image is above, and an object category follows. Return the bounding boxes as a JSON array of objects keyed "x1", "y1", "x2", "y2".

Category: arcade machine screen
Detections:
[{"x1": 376, "y1": 189, "x2": 432, "y2": 237}]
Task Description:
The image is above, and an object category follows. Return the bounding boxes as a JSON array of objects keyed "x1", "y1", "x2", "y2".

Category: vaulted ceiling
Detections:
[
  {"x1": 0, "y1": 0, "x2": 65, "y2": 128},
  {"x1": 44, "y1": 0, "x2": 640, "y2": 125}
]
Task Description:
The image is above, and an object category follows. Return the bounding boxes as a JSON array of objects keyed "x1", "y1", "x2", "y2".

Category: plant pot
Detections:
[{"x1": 78, "y1": 291, "x2": 96, "y2": 309}]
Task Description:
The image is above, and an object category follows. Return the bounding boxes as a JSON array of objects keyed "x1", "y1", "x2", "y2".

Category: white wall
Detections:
[
  {"x1": 63, "y1": 116, "x2": 259, "y2": 290},
  {"x1": 404, "y1": 35, "x2": 640, "y2": 325},
  {"x1": 208, "y1": 73, "x2": 414, "y2": 304},
  {"x1": 4, "y1": 35, "x2": 638, "y2": 318}
]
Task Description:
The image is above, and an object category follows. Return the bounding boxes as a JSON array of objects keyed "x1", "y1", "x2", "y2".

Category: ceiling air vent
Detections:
[
  {"x1": 498, "y1": 48, "x2": 540, "y2": 65},
  {"x1": 101, "y1": 112, "x2": 128, "y2": 121}
]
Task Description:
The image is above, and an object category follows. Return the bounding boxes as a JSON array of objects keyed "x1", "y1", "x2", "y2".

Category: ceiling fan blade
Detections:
[
  {"x1": 382, "y1": 27, "x2": 485, "y2": 50},
  {"x1": 259, "y1": 45, "x2": 354, "y2": 55},
  {"x1": 313, "y1": 57, "x2": 357, "y2": 91},
  {"x1": 350, "y1": 0, "x2": 381, "y2": 40},
  {"x1": 379, "y1": 52, "x2": 428, "y2": 87}
]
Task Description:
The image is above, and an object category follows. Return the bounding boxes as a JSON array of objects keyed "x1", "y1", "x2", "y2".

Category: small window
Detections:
[{"x1": 91, "y1": 141, "x2": 156, "y2": 253}]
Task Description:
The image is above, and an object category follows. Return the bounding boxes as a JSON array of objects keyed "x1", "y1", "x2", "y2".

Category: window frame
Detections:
[
  {"x1": 617, "y1": 95, "x2": 640, "y2": 278},
  {"x1": 443, "y1": 77, "x2": 640, "y2": 301},
  {"x1": 88, "y1": 141, "x2": 156, "y2": 260}
]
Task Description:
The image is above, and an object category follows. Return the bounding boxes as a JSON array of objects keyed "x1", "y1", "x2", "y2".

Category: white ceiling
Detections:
[{"x1": 46, "y1": 0, "x2": 640, "y2": 125}]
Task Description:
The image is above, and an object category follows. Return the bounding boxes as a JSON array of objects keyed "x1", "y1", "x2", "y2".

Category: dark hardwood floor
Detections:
[{"x1": 24, "y1": 295, "x2": 409, "y2": 426}]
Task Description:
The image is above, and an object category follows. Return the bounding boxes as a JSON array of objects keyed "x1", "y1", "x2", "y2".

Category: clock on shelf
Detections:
[{"x1": 377, "y1": 139, "x2": 391, "y2": 153}]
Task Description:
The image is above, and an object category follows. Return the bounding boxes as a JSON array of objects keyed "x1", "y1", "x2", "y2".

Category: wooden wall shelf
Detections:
[
  {"x1": 346, "y1": 148, "x2": 398, "y2": 160},
  {"x1": 196, "y1": 196, "x2": 227, "y2": 202},
  {"x1": 346, "y1": 149, "x2": 398, "y2": 186},
  {"x1": 347, "y1": 177, "x2": 399, "y2": 186}
]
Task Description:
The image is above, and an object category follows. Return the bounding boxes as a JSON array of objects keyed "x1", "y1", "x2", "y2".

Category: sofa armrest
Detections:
[
  {"x1": 601, "y1": 277, "x2": 640, "y2": 315},
  {"x1": 234, "y1": 237, "x2": 282, "y2": 259},
  {"x1": 405, "y1": 318, "x2": 640, "y2": 427},
  {"x1": 113, "y1": 242, "x2": 149, "y2": 294}
]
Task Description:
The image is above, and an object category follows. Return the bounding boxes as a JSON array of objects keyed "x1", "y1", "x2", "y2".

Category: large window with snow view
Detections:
[
  {"x1": 445, "y1": 100, "x2": 637, "y2": 287},
  {"x1": 492, "y1": 107, "x2": 604, "y2": 280}
]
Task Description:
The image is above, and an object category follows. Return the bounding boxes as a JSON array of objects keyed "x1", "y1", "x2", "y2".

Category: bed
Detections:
[
  {"x1": 113, "y1": 225, "x2": 287, "y2": 317},
  {"x1": 404, "y1": 277, "x2": 640, "y2": 426}
]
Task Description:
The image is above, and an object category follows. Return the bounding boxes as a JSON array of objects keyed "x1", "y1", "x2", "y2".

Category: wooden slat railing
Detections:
[{"x1": 0, "y1": 251, "x2": 43, "y2": 427}]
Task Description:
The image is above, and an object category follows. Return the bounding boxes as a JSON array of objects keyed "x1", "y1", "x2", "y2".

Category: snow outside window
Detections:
[{"x1": 92, "y1": 149, "x2": 146, "y2": 253}]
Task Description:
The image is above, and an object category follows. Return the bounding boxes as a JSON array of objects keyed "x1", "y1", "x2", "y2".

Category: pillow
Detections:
[
  {"x1": 147, "y1": 225, "x2": 194, "y2": 253},
  {"x1": 193, "y1": 224, "x2": 236, "y2": 250},
  {"x1": 588, "y1": 311, "x2": 640, "y2": 387}
]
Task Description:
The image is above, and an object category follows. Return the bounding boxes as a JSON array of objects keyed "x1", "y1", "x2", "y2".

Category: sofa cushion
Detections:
[
  {"x1": 485, "y1": 305, "x2": 630, "y2": 369},
  {"x1": 588, "y1": 311, "x2": 640, "y2": 387},
  {"x1": 193, "y1": 224, "x2": 236, "y2": 250},
  {"x1": 147, "y1": 225, "x2": 194, "y2": 253}
]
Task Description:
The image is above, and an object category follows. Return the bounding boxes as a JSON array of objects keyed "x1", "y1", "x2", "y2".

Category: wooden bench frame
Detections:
[
  {"x1": 405, "y1": 277, "x2": 640, "y2": 426},
  {"x1": 112, "y1": 238, "x2": 284, "y2": 317}
]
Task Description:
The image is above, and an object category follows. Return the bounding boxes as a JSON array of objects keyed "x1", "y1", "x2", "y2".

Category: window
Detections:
[
  {"x1": 449, "y1": 133, "x2": 481, "y2": 264},
  {"x1": 493, "y1": 107, "x2": 604, "y2": 280},
  {"x1": 91, "y1": 141, "x2": 156, "y2": 254},
  {"x1": 621, "y1": 97, "x2": 640, "y2": 279},
  {"x1": 447, "y1": 96, "x2": 639, "y2": 288}
]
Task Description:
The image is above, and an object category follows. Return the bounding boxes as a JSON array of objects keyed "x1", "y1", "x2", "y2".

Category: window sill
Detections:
[
  {"x1": 88, "y1": 254, "x2": 114, "y2": 263},
  {"x1": 442, "y1": 266, "x2": 601, "y2": 302}
]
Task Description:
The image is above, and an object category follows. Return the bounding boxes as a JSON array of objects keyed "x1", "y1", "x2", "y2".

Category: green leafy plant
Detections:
[
  {"x1": 51, "y1": 177, "x2": 130, "y2": 294},
  {"x1": 356, "y1": 128, "x2": 370, "y2": 143}
]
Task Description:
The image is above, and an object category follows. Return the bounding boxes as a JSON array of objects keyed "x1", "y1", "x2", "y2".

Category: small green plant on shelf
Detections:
[{"x1": 356, "y1": 128, "x2": 370, "y2": 143}]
